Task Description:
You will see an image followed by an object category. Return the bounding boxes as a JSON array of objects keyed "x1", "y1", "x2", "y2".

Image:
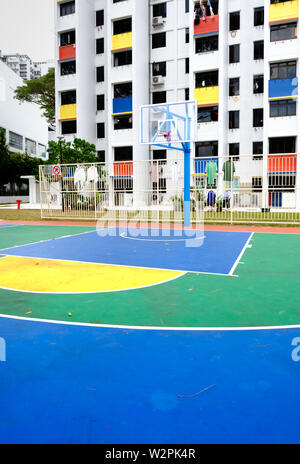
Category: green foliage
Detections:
[
  {"x1": 46, "y1": 138, "x2": 98, "y2": 164},
  {"x1": 0, "y1": 128, "x2": 43, "y2": 185},
  {"x1": 14, "y1": 68, "x2": 55, "y2": 126}
]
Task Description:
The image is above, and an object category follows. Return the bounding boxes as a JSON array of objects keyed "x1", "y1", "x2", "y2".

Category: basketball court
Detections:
[{"x1": 1, "y1": 101, "x2": 300, "y2": 444}]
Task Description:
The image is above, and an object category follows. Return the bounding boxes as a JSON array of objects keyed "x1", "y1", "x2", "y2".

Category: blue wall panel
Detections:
[
  {"x1": 269, "y1": 78, "x2": 298, "y2": 99},
  {"x1": 113, "y1": 97, "x2": 132, "y2": 114}
]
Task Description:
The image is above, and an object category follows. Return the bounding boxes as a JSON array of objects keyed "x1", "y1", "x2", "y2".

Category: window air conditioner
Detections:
[
  {"x1": 152, "y1": 75, "x2": 164, "y2": 86},
  {"x1": 152, "y1": 16, "x2": 164, "y2": 27}
]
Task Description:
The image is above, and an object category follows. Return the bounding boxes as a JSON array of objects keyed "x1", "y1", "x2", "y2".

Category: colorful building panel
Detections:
[
  {"x1": 268, "y1": 154, "x2": 297, "y2": 173},
  {"x1": 112, "y1": 97, "x2": 133, "y2": 115},
  {"x1": 59, "y1": 104, "x2": 77, "y2": 121},
  {"x1": 194, "y1": 87, "x2": 219, "y2": 106},
  {"x1": 112, "y1": 32, "x2": 132, "y2": 52},
  {"x1": 269, "y1": 0, "x2": 299, "y2": 23},
  {"x1": 269, "y1": 78, "x2": 298, "y2": 100},
  {"x1": 194, "y1": 15, "x2": 219, "y2": 37},
  {"x1": 59, "y1": 45, "x2": 76, "y2": 61},
  {"x1": 113, "y1": 162, "x2": 133, "y2": 177}
]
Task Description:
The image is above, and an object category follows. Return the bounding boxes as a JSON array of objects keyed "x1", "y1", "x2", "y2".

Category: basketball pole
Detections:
[{"x1": 184, "y1": 143, "x2": 191, "y2": 228}]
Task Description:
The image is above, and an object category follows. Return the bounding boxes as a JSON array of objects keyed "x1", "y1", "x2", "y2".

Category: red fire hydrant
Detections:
[{"x1": 16, "y1": 200, "x2": 22, "y2": 210}]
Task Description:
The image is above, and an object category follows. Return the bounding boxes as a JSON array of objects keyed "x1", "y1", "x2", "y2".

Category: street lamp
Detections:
[{"x1": 57, "y1": 136, "x2": 64, "y2": 212}]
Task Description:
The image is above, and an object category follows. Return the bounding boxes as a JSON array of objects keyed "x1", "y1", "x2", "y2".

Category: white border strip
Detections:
[{"x1": 0, "y1": 313, "x2": 299, "y2": 332}]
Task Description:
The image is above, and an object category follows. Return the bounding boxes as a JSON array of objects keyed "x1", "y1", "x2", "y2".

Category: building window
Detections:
[
  {"x1": 60, "y1": 1, "x2": 75, "y2": 17},
  {"x1": 229, "y1": 77, "x2": 240, "y2": 96},
  {"x1": 269, "y1": 137, "x2": 296, "y2": 154},
  {"x1": 253, "y1": 108, "x2": 264, "y2": 127},
  {"x1": 186, "y1": 28, "x2": 190, "y2": 43},
  {"x1": 229, "y1": 44, "x2": 240, "y2": 63},
  {"x1": 9, "y1": 131, "x2": 23, "y2": 150},
  {"x1": 229, "y1": 11, "x2": 240, "y2": 31},
  {"x1": 60, "y1": 30, "x2": 75, "y2": 46},
  {"x1": 195, "y1": 70, "x2": 218, "y2": 88},
  {"x1": 97, "y1": 151, "x2": 105, "y2": 163},
  {"x1": 253, "y1": 75, "x2": 264, "y2": 94},
  {"x1": 197, "y1": 106, "x2": 218, "y2": 123},
  {"x1": 97, "y1": 94, "x2": 105, "y2": 111},
  {"x1": 270, "y1": 22, "x2": 297, "y2": 42},
  {"x1": 253, "y1": 142, "x2": 263, "y2": 158},
  {"x1": 113, "y1": 18, "x2": 132, "y2": 35},
  {"x1": 61, "y1": 120, "x2": 76, "y2": 135},
  {"x1": 152, "y1": 32, "x2": 166, "y2": 49},
  {"x1": 153, "y1": 2, "x2": 167, "y2": 18},
  {"x1": 229, "y1": 111, "x2": 239, "y2": 129},
  {"x1": 229, "y1": 143, "x2": 240, "y2": 159},
  {"x1": 254, "y1": 40, "x2": 264, "y2": 60},
  {"x1": 96, "y1": 10, "x2": 104, "y2": 27},
  {"x1": 195, "y1": 35, "x2": 218, "y2": 54},
  {"x1": 270, "y1": 61, "x2": 296, "y2": 79},
  {"x1": 185, "y1": 88, "x2": 190, "y2": 101},
  {"x1": 185, "y1": 58, "x2": 189, "y2": 74},
  {"x1": 185, "y1": 0, "x2": 189, "y2": 13},
  {"x1": 96, "y1": 38, "x2": 104, "y2": 54},
  {"x1": 25, "y1": 138, "x2": 36, "y2": 156},
  {"x1": 152, "y1": 91, "x2": 167, "y2": 104},
  {"x1": 254, "y1": 7, "x2": 264, "y2": 26},
  {"x1": 115, "y1": 146, "x2": 133, "y2": 161},
  {"x1": 270, "y1": 99, "x2": 296, "y2": 117},
  {"x1": 96, "y1": 66, "x2": 104, "y2": 82},
  {"x1": 114, "y1": 82, "x2": 132, "y2": 98},
  {"x1": 113, "y1": 50, "x2": 132, "y2": 67},
  {"x1": 195, "y1": 141, "x2": 218, "y2": 157},
  {"x1": 61, "y1": 61, "x2": 76, "y2": 76},
  {"x1": 97, "y1": 122, "x2": 105, "y2": 139},
  {"x1": 61, "y1": 90, "x2": 76, "y2": 105},
  {"x1": 114, "y1": 114, "x2": 133, "y2": 130},
  {"x1": 152, "y1": 61, "x2": 166, "y2": 77}
]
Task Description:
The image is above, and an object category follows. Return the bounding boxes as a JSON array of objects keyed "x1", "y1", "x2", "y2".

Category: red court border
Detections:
[{"x1": 1, "y1": 219, "x2": 300, "y2": 234}]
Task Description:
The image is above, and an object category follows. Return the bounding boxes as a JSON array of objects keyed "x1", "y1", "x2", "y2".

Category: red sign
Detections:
[{"x1": 53, "y1": 165, "x2": 61, "y2": 176}]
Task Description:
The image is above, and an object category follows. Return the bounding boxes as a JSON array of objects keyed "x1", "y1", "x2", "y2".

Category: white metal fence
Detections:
[{"x1": 39, "y1": 153, "x2": 300, "y2": 225}]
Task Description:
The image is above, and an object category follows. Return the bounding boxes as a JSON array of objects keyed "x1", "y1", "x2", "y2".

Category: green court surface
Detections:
[{"x1": 0, "y1": 225, "x2": 299, "y2": 328}]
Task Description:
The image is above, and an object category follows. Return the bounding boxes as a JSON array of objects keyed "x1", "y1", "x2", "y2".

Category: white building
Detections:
[
  {"x1": 53, "y1": 0, "x2": 300, "y2": 212},
  {"x1": 0, "y1": 60, "x2": 48, "y2": 159},
  {"x1": 0, "y1": 53, "x2": 54, "y2": 81}
]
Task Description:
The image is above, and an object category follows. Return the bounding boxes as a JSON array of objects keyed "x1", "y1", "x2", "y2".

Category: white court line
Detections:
[
  {"x1": 228, "y1": 232, "x2": 254, "y2": 277},
  {"x1": 120, "y1": 232, "x2": 206, "y2": 242},
  {"x1": 0, "y1": 253, "x2": 229, "y2": 276},
  {"x1": 0, "y1": 313, "x2": 299, "y2": 332},
  {"x1": 0, "y1": 229, "x2": 97, "y2": 252},
  {"x1": 0, "y1": 271, "x2": 186, "y2": 295}
]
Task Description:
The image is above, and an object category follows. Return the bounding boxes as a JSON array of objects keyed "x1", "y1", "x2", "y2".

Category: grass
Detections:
[{"x1": 0, "y1": 207, "x2": 300, "y2": 227}]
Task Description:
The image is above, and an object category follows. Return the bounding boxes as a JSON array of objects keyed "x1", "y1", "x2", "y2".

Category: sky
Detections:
[{"x1": 0, "y1": 0, "x2": 54, "y2": 62}]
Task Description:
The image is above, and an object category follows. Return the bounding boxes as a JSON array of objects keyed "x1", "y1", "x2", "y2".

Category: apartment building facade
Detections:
[
  {"x1": 54, "y1": 0, "x2": 300, "y2": 212},
  {"x1": 0, "y1": 53, "x2": 53, "y2": 81}
]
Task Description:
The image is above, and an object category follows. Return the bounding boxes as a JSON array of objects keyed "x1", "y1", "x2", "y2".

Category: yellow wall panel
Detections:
[
  {"x1": 194, "y1": 87, "x2": 219, "y2": 106},
  {"x1": 59, "y1": 104, "x2": 76, "y2": 120},
  {"x1": 112, "y1": 32, "x2": 132, "y2": 51},
  {"x1": 269, "y1": 0, "x2": 299, "y2": 23}
]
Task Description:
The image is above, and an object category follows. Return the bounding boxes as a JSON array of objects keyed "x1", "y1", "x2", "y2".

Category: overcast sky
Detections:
[{"x1": 0, "y1": 0, "x2": 54, "y2": 62}]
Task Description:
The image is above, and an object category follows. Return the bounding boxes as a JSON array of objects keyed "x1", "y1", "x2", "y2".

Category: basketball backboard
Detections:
[{"x1": 140, "y1": 100, "x2": 198, "y2": 146}]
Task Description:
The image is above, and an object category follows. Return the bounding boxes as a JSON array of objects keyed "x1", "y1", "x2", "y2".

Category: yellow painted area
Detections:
[
  {"x1": 112, "y1": 32, "x2": 132, "y2": 51},
  {"x1": 194, "y1": 87, "x2": 219, "y2": 106},
  {"x1": 59, "y1": 104, "x2": 76, "y2": 121},
  {"x1": 269, "y1": 0, "x2": 298, "y2": 23},
  {"x1": 0, "y1": 256, "x2": 182, "y2": 293}
]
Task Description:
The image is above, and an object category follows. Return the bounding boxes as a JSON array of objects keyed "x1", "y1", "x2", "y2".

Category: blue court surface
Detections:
[
  {"x1": 0, "y1": 228, "x2": 251, "y2": 274},
  {"x1": 0, "y1": 224, "x2": 18, "y2": 229},
  {"x1": 0, "y1": 316, "x2": 299, "y2": 444}
]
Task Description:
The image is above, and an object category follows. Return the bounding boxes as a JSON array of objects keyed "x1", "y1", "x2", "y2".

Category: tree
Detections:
[
  {"x1": 46, "y1": 138, "x2": 98, "y2": 164},
  {"x1": 14, "y1": 68, "x2": 55, "y2": 126},
  {"x1": 0, "y1": 128, "x2": 11, "y2": 186}
]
